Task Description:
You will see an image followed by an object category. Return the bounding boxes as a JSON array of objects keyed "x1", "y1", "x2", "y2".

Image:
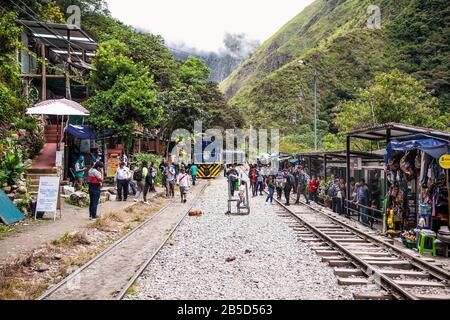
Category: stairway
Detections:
[
  {"x1": 25, "y1": 125, "x2": 61, "y2": 196},
  {"x1": 44, "y1": 124, "x2": 59, "y2": 143}
]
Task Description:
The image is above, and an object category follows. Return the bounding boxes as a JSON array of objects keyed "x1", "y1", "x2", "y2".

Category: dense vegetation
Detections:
[
  {"x1": 1, "y1": 0, "x2": 243, "y2": 153},
  {"x1": 221, "y1": 0, "x2": 450, "y2": 152}
]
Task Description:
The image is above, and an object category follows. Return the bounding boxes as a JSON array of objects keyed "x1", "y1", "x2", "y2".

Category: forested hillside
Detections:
[{"x1": 221, "y1": 0, "x2": 449, "y2": 152}]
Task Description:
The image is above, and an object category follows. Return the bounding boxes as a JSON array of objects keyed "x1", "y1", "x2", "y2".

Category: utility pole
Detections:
[{"x1": 313, "y1": 67, "x2": 317, "y2": 151}]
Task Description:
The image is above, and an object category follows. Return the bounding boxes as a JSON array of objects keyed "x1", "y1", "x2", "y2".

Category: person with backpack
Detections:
[
  {"x1": 295, "y1": 166, "x2": 310, "y2": 205},
  {"x1": 275, "y1": 170, "x2": 285, "y2": 200},
  {"x1": 134, "y1": 160, "x2": 148, "y2": 204},
  {"x1": 177, "y1": 167, "x2": 190, "y2": 203},
  {"x1": 149, "y1": 162, "x2": 157, "y2": 192},
  {"x1": 166, "y1": 162, "x2": 176, "y2": 198},
  {"x1": 328, "y1": 178, "x2": 341, "y2": 213},
  {"x1": 284, "y1": 169, "x2": 295, "y2": 206}
]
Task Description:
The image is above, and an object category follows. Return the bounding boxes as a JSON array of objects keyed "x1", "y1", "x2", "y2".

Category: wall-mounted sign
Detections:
[
  {"x1": 439, "y1": 154, "x2": 450, "y2": 169},
  {"x1": 350, "y1": 157, "x2": 362, "y2": 170}
]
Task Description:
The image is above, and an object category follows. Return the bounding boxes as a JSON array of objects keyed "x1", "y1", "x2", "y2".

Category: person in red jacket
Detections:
[
  {"x1": 309, "y1": 176, "x2": 320, "y2": 203},
  {"x1": 249, "y1": 166, "x2": 258, "y2": 197}
]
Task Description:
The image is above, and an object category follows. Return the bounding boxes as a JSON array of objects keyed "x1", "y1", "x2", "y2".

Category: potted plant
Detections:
[{"x1": 319, "y1": 178, "x2": 333, "y2": 208}]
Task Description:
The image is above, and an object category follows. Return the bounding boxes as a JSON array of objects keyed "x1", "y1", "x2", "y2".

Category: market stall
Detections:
[
  {"x1": 345, "y1": 123, "x2": 450, "y2": 256},
  {"x1": 384, "y1": 134, "x2": 449, "y2": 252}
]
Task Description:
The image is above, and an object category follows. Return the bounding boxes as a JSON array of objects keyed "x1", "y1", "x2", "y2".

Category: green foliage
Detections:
[
  {"x1": 0, "y1": 139, "x2": 25, "y2": 186},
  {"x1": 335, "y1": 70, "x2": 448, "y2": 132},
  {"x1": 85, "y1": 40, "x2": 163, "y2": 140},
  {"x1": 37, "y1": 1, "x2": 65, "y2": 23},
  {"x1": 319, "y1": 177, "x2": 333, "y2": 202},
  {"x1": 86, "y1": 72, "x2": 162, "y2": 139},
  {"x1": 179, "y1": 56, "x2": 211, "y2": 86}
]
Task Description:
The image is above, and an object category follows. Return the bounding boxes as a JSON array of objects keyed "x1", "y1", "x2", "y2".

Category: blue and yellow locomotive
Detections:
[{"x1": 193, "y1": 140, "x2": 223, "y2": 178}]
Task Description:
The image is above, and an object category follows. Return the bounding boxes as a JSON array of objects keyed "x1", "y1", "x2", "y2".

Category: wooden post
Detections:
[
  {"x1": 447, "y1": 169, "x2": 450, "y2": 228},
  {"x1": 65, "y1": 73, "x2": 72, "y2": 99},
  {"x1": 323, "y1": 155, "x2": 327, "y2": 180},
  {"x1": 41, "y1": 44, "x2": 46, "y2": 101},
  {"x1": 383, "y1": 129, "x2": 391, "y2": 234},
  {"x1": 346, "y1": 136, "x2": 351, "y2": 217}
]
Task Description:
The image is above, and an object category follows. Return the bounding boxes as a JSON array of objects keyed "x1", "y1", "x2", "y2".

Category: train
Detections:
[{"x1": 191, "y1": 141, "x2": 246, "y2": 178}]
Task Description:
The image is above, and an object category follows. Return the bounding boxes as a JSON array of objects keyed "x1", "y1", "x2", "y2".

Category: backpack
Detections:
[
  {"x1": 133, "y1": 168, "x2": 143, "y2": 181},
  {"x1": 327, "y1": 184, "x2": 338, "y2": 197}
]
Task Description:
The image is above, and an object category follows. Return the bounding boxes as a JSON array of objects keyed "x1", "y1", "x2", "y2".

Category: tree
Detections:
[
  {"x1": 335, "y1": 70, "x2": 449, "y2": 132},
  {"x1": 85, "y1": 40, "x2": 162, "y2": 141}
]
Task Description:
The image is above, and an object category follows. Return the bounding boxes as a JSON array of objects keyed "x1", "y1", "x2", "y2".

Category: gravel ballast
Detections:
[{"x1": 127, "y1": 177, "x2": 370, "y2": 300}]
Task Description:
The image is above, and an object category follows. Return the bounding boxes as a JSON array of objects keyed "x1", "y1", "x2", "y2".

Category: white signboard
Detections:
[
  {"x1": 36, "y1": 176, "x2": 60, "y2": 220},
  {"x1": 350, "y1": 157, "x2": 362, "y2": 170},
  {"x1": 55, "y1": 151, "x2": 63, "y2": 168}
]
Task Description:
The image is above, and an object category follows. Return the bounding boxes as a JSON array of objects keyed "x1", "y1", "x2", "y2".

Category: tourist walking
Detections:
[
  {"x1": 275, "y1": 170, "x2": 285, "y2": 200},
  {"x1": 177, "y1": 167, "x2": 190, "y2": 203},
  {"x1": 190, "y1": 163, "x2": 198, "y2": 186},
  {"x1": 134, "y1": 160, "x2": 148, "y2": 203},
  {"x1": 257, "y1": 171, "x2": 264, "y2": 196},
  {"x1": 265, "y1": 175, "x2": 275, "y2": 205},
  {"x1": 295, "y1": 167, "x2": 310, "y2": 205},
  {"x1": 87, "y1": 162, "x2": 104, "y2": 220},
  {"x1": 166, "y1": 162, "x2": 176, "y2": 198},
  {"x1": 284, "y1": 170, "x2": 295, "y2": 206},
  {"x1": 114, "y1": 161, "x2": 131, "y2": 201}
]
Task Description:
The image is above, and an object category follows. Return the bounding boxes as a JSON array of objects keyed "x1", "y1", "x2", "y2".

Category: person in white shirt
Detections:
[
  {"x1": 114, "y1": 161, "x2": 131, "y2": 201},
  {"x1": 176, "y1": 167, "x2": 190, "y2": 203}
]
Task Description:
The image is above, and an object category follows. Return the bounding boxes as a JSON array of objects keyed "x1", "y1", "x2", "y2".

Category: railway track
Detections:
[
  {"x1": 237, "y1": 166, "x2": 449, "y2": 300},
  {"x1": 270, "y1": 192, "x2": 450, "y2": 300},
  {"x1": 38, "y1": 182, "x2": 209, "y2": 300}
]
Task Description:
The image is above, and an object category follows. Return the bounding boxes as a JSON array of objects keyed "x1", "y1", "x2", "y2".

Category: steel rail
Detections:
[
  {"x1": 37, "y1": 200, "x2": 173, "y2": 300},
  {"x1": 294, "y1": 198, "x2": 450, "y2": 282},
  {"x1": 116, "y1": 182, "x2": 210, "y2": 300},
  {"x1": 271, "y1": 195, "x2": 417, "y2": 300}
]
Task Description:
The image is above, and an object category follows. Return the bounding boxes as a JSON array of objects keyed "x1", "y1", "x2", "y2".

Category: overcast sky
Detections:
[{"x1": 106, "y1": 0, "x2": 315, "y2": 52}]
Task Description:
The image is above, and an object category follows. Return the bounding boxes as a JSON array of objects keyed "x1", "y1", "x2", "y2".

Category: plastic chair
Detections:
[{"x1": 418, "y1": 233, "x2": 436, "y2": 256}]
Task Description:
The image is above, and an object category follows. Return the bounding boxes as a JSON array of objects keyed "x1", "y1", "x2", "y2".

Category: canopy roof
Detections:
[
  {"x1": 345, "y1": 123, "x2": 450, "y2": 142},
  {"x1": 66, "y1": 124, "x2": 97, "y2": 139},
  {"x1": 17, "y1": 20, "x2": 98, "y2": 52},
  {"x1": 27, "y1": 99, "x2": 89, "y2": 116},
  {"x1": 385, "y1": 134, "x2": 450, "y2": 161}
]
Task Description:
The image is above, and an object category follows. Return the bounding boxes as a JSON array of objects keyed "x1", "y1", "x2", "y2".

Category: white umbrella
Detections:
[{"x1": 26, "y1": 98, "x2": 89, "y2": 116}]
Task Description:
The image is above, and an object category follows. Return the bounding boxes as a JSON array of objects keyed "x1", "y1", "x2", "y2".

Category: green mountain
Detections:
[{"x1": 220, "y1": 0, "x2": 449, "y2": 140}]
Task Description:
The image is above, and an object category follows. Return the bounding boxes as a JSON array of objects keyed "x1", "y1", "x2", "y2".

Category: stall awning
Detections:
[
  {"x1": 27, "y1": 99, "x2": 89, "y2": 116},
  {"x1": 66, "y1": 124, "x2": 97, "y2": 139},
  {"x1": 385, "y1": 134, "x2": 450, "y2": 163}
]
